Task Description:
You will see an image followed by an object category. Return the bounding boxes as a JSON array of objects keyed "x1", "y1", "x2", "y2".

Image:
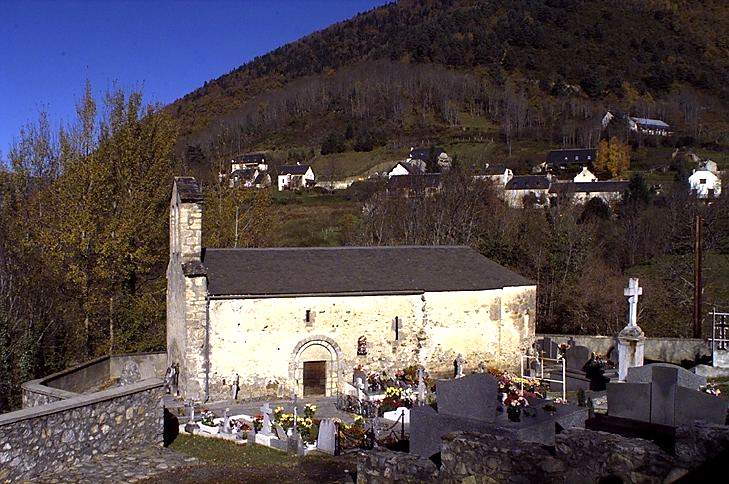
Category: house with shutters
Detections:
[{"x1": 166, "y1": 177, "x2": 536, "y2": 401}]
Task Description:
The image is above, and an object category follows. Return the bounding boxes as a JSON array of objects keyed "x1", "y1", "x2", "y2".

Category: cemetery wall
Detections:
[
  {"x1": 201, "y1": 286, "x2": 535, "y2": 401},
  {"x1": 538, "y1": 334, "x2": 709, "y2": 364},
  {"x1": 0, "y1": 379, "x2": 164, "y2": 482},
  {"x1": 21, "y1": 352, "x2": 166, "y2": 409},
  {"x1": 357, "y1": 448, "x2": 438, "y2": 483}
]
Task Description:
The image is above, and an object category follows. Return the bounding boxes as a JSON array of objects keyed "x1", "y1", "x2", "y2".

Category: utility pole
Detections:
[
  {"x1": 693, "y1": 214, "x2": 703, "y2": 338},
  {"x1": 234, "y1": 206, "x2": 239, "y2": 248}
]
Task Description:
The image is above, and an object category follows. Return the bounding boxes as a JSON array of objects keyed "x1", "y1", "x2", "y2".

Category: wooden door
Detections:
[{"x1": 303, "y1": 361, "x2": 327, "y2": 396}]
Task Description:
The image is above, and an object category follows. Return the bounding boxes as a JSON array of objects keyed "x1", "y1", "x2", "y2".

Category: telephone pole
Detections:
[{"x1": 693, "y1": 214, "x2": 703, "y2": 338}]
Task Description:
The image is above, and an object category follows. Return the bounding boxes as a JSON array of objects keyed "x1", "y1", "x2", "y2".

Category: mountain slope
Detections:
[{"x1": 169, "y1": 0, "x2": 729, "y2": 167}]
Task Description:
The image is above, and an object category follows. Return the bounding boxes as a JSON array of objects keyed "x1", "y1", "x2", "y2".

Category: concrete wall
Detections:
[
  {"x1": 538, "y1": 333, "x2": 709, "y2": 363},
  {"x1": 196, "y1": 286, "x2": 535, "y2": 402},
  {"x1": 0, "y1": 380, "x2": 164, "y2": 482}
]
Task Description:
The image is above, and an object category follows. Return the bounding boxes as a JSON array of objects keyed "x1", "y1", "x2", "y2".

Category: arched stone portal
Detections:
[{"x1": 289, "y1": 336, "x2": 342, "y2": 397}]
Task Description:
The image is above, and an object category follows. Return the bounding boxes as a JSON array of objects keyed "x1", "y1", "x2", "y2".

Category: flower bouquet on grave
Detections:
[
  {"x1": 230, "y1": 419, "x2": 251, "y2": 438},
  {"x1": 504, "y1": 393, "x2": 529, "y2": 422},
  {"x1": 699, "y1": 383, "x2": 721, "y2": 396},
  {"x1": 199, "y1": 410, "x2": 219, "y2": 434},
  {"x1": 253, "y1": 414, "x2": 263, "y2": 432},
  {"x1": 303, "y1": 403, "x2": 317, "y2": 419}
]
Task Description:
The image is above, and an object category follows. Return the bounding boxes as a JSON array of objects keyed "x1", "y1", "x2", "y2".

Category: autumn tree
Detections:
[{"x1": 596, "y1": 137, "x2": 630, "y2": 178}]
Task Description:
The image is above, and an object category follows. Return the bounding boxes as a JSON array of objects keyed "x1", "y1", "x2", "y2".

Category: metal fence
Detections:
[
  {"x1": 709, "y1": 308, "x2": 729, "y2": 352},
  {"x1": 520, "y1": 354, "x2": 566, "y2": 400}
]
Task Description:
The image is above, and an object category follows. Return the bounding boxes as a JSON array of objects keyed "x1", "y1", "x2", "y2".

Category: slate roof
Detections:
[
  {"x1": 201, "y1": 246, "x2": 534, "y2": 296},
  {"x1": 387, "y1": 173, "x2": 442, "y2": 190},
  {"x1": 234, "y1": 153, "x2": 266, "y2": 164},
  {"x1": 174, "y1": 177, "x2": 203, "y2": 202},
  {"x1": 630, "y1": 117, "x2": 670, "y2": 129},
  {"x1": 505, "y1": 176, "x2": 551, "y2": 190},
  {"x1": 546, "y1": 149, "x2": 596, "y2": 166},
  {"x1": 480, "y1": 164, "x2": 509, "y2": 175},
  {"x1": 279, "y1": 164, "x2": 312, "y2": 175},
  {"x1": 549, "y1": 181, "x2": 629, "y2": 194}
]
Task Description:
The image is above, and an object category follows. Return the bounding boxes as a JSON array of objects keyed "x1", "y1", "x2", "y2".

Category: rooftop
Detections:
[
  {"x1": 505, "y1": 176, "x2": 551, "y2": 190},
  {"x1": 279, "y1": 164, "x2": 312, "y2": 175},
  {"x1": 201, "y1": 246, "x2": 533, "y2": 296},
  {"x1": 174, "y1": 177, "x2": 203, "y2": 202}
]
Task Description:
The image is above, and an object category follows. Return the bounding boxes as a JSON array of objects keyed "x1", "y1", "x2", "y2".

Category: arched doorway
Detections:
[{"x1": 289, "y1": 336, "x2": 341, "y2": 397}]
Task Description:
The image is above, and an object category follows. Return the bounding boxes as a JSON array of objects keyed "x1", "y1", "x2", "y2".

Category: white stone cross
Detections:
[{"x1": 624, "y1": 278, "x2": 643, "y2": 327}]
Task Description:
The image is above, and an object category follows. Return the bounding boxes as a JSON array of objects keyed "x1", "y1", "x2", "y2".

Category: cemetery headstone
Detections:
[
  {"x1": 437, "y1": 373, "x2": 498, "y2": 422},
  {"x1": 417, "y1": 367, "x2": 426, "y2": 405},
  {"x1": 287, "y1": 432, "x2": 306, "y2": 456},
  {"x1": 565, "y1": 345, "x2": 592, "y2": 371},
  {"x1": 221, "y1": 408, "x2": 231, "y2": 434},
  {"x1": 316, "y1": 418, "x2": 337, "y2": 455},
  {"x1": 260, "y1": 402, "x2": 274, "y2": 436},
  {"x1": 536, "y1": 337, "x2": 560, "y2": 359},
  {"x1": 184, "y1": 401, "x2": 199, "y2": 433}
]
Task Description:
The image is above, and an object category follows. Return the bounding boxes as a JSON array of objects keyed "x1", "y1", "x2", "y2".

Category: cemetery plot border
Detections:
[{"x1": 521, "y1": 354, "x2": 566, "y2": 399}]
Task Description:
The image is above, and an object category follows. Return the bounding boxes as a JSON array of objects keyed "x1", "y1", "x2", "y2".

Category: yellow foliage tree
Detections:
[{"x1": 596, "y1": 137, "x2": 630, "y2": 178}]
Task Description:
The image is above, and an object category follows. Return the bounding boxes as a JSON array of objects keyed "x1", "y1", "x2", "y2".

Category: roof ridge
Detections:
[{"x1": 204, "y1": 245, "x2": 471, "y2": 252}]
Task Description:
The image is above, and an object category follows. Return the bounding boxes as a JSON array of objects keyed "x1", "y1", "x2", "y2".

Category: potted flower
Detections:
[{"x1": 504, "y1": 393, "x2": 529, "y2": 422}]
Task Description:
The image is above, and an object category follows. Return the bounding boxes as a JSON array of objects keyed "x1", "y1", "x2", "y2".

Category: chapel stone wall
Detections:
[{"x1": 204, "y1": 286, "x2": 536, "y2": 401}]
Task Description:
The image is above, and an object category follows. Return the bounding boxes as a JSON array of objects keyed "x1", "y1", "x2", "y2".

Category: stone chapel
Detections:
[{"x1": 166, "y1": 177, "x2": 537, "y2": 401}]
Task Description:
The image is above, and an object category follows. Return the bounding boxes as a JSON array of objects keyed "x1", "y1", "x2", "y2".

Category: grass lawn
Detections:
[{"x1": 149, "y1": 434, "x2": 357, "y2": 484}]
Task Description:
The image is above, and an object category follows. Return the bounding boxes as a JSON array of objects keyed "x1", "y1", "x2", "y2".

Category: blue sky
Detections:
[{"x1": 0, "y1": 0, "x2": 390, "y2": 154}]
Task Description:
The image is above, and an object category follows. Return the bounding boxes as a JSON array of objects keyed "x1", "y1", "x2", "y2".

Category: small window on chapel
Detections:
[
  {"x1": 393, "y1": 317, "x2": 401, "y2": 341},
  {"x1": 305, "y1": 310, "x2": 314, "y2": 326}
]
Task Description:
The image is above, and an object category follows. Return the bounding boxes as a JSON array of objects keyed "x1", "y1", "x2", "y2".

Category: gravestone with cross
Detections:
[{"x1": 618, "y1": 278, "x2": 645, "y2": 381}]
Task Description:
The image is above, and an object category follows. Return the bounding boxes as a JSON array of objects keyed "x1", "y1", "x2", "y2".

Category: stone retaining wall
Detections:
[
  {"x1": 0, "y1": 379, "x2": 164, "y2": 481},
  {"x1": 358, "y1": 424, "x2": 729, "y2": 483},
  {"x1": 538, "y1": 334, "x2": 709, "y2": 364}
]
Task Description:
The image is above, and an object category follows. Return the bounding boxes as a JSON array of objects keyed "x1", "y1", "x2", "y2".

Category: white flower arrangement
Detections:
[{"x1": 700, "y1": 383, "x2": 721, "y2": 396}]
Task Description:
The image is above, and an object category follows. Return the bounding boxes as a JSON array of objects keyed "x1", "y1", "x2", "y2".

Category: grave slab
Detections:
[
  {"x1": 607, "y1": 382, "x2": 651, "y2": 422},
  {"x1": 673, "y1": 386, "x2": 726, "y2": 426}
]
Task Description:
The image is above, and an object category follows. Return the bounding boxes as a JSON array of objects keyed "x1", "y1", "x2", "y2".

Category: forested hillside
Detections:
[{"x1": 171, "y1": 0, "x2": 729, "y2": 172}]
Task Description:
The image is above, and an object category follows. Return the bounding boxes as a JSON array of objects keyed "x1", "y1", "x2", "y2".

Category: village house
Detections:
[
  {"x1": 503, "y1": 175, "x2": 551, "y2": 207},
  {"x1": 688, "y1": 169, "x2": 722, "y2": 199},
  {"x1": 166, "y1": 177, "x2": 536, "y2": 401},
  {"x1": 602, "y1": 111, "x2": 672, "y2": 137},
  {"x1": 387, "y1": 160, "x2": 427, "y2": 178},
  {"x1": 277, "y1": 163, "x2": 315, "y2": 191},
  {"x1": 546, "y1": 149, "x2": 596, "y2": 171},
  {"x1": 473, "y1": 164, "x2": 513, "y2": 186},
  {"x1": 229, "y1": 168, "x2": 272, "y2": 189},
  {"x1": 231, "y1": 152, "x2": 268, "y2": 172},
  {"x1": 572, "y1": 166, "x2": 598, "y2": 183},
  {"x1": 549, "y1": 180, "x2": 629, "y2": 205},
  {"x1": 408, "y1": 146, "x2": 452, "y2": 171}
]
